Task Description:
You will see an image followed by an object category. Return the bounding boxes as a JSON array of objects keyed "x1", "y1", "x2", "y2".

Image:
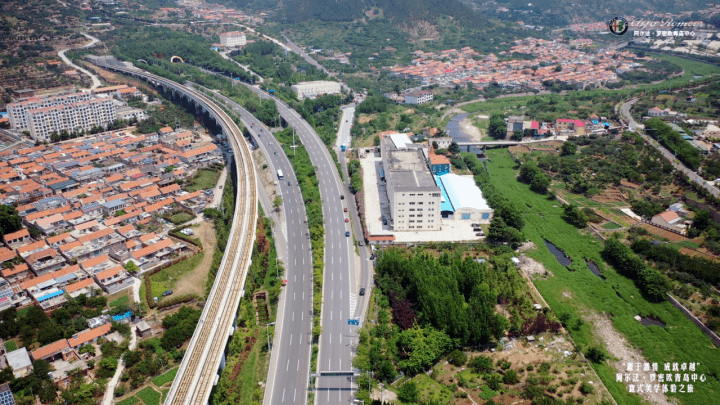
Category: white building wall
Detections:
[
  {"x1": 290, "y1": 81, "x2": 342, "y2": 99},
  {"x1": 390, "y1": 190, "x2": 441, "y2": 231}
]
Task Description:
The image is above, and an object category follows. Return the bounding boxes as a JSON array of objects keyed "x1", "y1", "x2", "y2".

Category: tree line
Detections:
[{"x1": 601, "y1": 238, "x2": 669, "y2": 302}]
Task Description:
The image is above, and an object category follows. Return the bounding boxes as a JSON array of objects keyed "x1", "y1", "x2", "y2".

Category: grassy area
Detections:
[
  {"x1": 185, "y1": 169, "x2": 221, "y2": 192},
  {"x1": 109, "y1": 295, "x2": 129, "y2": 308},
  {"x1": 676, "y1": 240, "x2": 701, "y2": 249},
  {"x1": 151, "y1": 367, "x2": 178, "y2": 387},
  {"x1": 169, "y1": 212, "x2": 195, "y2": 225},
  {"x1": 602, "y1": 222, "x2": 622, "y2": 230},
  {"x1": 4, "y1": 340, "x2": 17, "y2": 352},
  {"x1": 161, "y1": 389, "x2": 169, "y2": 403},
  {"x1": 116, "y1": 397, "x2": 139, "y2": 405},
  {"x1": 136, "y1": 386, "x2": 161, "y2": 405},
  {"x1": 483, "y1": 148, "x2": 720, "y2": 405},
  {"x1": 645, "y1": 53, "x2": 720, "y2": 89},
  {"x1": 413, "y1": 374, "x2": 454, "y2": 404},
  {"x1": 145, "y1": 252, "x2": 204, "y2": 300}
]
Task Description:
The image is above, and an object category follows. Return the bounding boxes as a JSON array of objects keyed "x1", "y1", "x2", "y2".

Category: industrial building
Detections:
[
  {"x1": 434, "y1": 173, "x2": 493, "y2": 222},
  {"x1": 290, "y1": 80, "x2": 342, "y2": 100},
  {"x1": 380, "y1": 133, "x2": 442, "y2": 231},
  {"x1": 219, "y1": 31, "x2": 247, "y2": 47}
]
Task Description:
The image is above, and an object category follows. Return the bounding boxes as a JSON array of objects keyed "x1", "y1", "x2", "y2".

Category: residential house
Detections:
[
  {"x1": 30, "y1": 339, "x2": 72, "y2": 363},
  {"x1": 5, "y1": 348, "x2": 32, "y2": 378},
  {"x1": 25, "y1": 248, "x2": 66, "y2": 276},
  {"x1": 128, "y1": 238, "x2": 175, "y2": 271},
  {"x1": 68, "y1": 323, "x2": 112, "y2": 349},
  {"x1": 651, "y1": 210, "x2": 685, "y2": 233},
  {"x1": 1, "y1": 264, "x2": 33, "y2": 285},
  {"x1": 3, "y1": 229, "x2": 29, "y2": 247},
  {"x1": 93, "y1": 265, "x2": 132, "y2": 294},
  {"x1": 63, "y1": 277, "x2": 100, "y2": 298}
]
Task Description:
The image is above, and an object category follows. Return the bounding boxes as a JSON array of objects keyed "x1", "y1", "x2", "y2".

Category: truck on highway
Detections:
[{"x1": 277, "y1": 169, "x2": 283, "y2": 180}]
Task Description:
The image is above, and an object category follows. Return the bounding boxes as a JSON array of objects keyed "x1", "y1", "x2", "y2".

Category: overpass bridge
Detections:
[{"x1": 90, "y1": 57, "x2": 258, "y2": 405}]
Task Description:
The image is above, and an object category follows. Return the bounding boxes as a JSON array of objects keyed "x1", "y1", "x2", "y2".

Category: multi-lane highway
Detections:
[
  {"x1": 90, "y1": 58, "x2": 258, "y2": 405},
  {"x1": 194, "y1": 87, "x2": 315, "y2": 405},
  {"x1": 240, "y1": 84, "x2": 364, "y2": 403}
]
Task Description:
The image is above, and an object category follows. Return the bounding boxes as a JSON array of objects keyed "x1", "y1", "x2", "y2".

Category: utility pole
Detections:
[
  {"x1": 265, "y1": 321, "x2": 276, "y2": 351},
  {"x1": 293, "y1": 126, "x2": 296, "y2": 156}
]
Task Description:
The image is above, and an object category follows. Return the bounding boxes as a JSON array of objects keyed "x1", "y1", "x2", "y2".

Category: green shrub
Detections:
[
  {"x1": 580, "y1": 382, "x2": 595, "y2": 395},
  {"x1": 447, "y1": 349, "x2": 467, "y2": 367},
  {"x1": 503, "y1": 369, "x2": 519, "y2": 384}
]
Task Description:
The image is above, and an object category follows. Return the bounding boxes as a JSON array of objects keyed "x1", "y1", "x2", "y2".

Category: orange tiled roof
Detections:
[
  {"x1": 95, "y1": 265, "x2": 123, "y2": 281},
  {"x1": 68, "y1": 323, "x2": 112, "y2": 347},
  {"x1": 31, "y1": 339, "x2": 69, "y2": 360},
  {"x1": 64, "y1": 277, "x2": 96, "y2": 293}
]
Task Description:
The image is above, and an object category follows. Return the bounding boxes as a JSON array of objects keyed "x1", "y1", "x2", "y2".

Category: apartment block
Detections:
[
  {"x1": 6, "y1": 93, "x2": 93, "y2": 131},
  {"x1": 26, "y1": 98, "x2": 117, "y2": 141},
  {"x1": 219, "y1": 31, "x2": 247, "y2": 47}
]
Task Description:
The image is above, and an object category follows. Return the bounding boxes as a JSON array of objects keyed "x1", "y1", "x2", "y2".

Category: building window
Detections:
[
  {"x1": 417, "y1": 193, "x2": 423, "y2": 196},
  {"x1": 409, "y1": 215, "x2": 415, "y2": 217},
  {"x1": 409, "y1": 202, "x2": 415, "y2": 205},
  {"x1": 462, "y1": 213, "x2": 471, "y2": 220},
  {"x1": 417, "y1": 226, "x2": 422, "y2": 229},
  {"x1": 482, "y1": 213, "x2": 490, "y2": 219},
  {"x1": 409, "y1": 220, "x2": 415, "y2": 223},
  {"x1": 409, "y1": 193, "x2": 415, "y2": 196},
  {"x1": 418, "y1": 202, "x2": 423, "y2": 205},
  {"x1": 409, "y1": 208, "x2": 415, "y2": 211},
  {"x1": 418, "y1": 208, "x2": 423, "y2": 211}
]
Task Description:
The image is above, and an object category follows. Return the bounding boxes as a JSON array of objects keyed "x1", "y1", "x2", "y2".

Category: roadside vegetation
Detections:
[{"x1": 212, "y1": 213, "x2": 283, "y2": 404}]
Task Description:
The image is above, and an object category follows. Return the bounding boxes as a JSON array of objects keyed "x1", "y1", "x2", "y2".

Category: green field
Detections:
[
  {"x1": 116, "y1": 396, "x2": 139, "y2": 405},
  {"x1": 185, "y1": 169, "x2": 221, "y2": 192},
  {"x1": 141, "y1": 252, "x2": 204, "y2": 301},
  {"x1": 646, "y1": 53, "x2": 720, "y2": 89},
  {"x1": 109, "y1": 295, "x2": 129, "y2": 308},
  {"x1": 413, "y1": 374, "x2": 454, "y2": 404},
  {"x1": 151, "y1": 367, "x2": 178, "y2": 387},
  {"x1": 483, "y1": 149, "x2": 720, "y2": 405},
  {"x1": 602, "y1": 222, "x2": 622, "y2": 230},
  {"x1": 169, "y1": 212, "x2": 195, "y2": 225},
  {"x1": 136, "y1": 386, "x2": 161, "y2": 405}
]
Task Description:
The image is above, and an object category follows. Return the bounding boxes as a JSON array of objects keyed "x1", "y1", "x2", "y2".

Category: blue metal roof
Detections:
[
  {"x1": 112, "y1": 311, "x2": 132, "y2": 322},
  {"x1": 433, "y1": 175, "x2": 455, "y2": 213},
  {"x1": 49, "y1": 180, "x2": 77, "y2": 191},
  {"x1": 37, "y1": 290, "x2": 64, "y2": 302}
]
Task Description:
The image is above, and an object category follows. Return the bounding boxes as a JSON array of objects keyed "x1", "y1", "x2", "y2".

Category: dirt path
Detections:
[
  {"x1": 174, "y1": 221, "x2": 216, "y2": 297},
  {"x1": 584, "y1": 312, "x2": 673, "y2": 405}
]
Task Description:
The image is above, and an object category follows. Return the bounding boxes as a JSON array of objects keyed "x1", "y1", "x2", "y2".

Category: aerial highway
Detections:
[
  {"x1": 241, "y1": 84, "x2": 368, "y2": 404},
  {"x1": 89, "y1": 57, "x2": 258, "y2": 405},
  {"x1": 193, "y1": 86, "x2": 315, "y2": 405}
]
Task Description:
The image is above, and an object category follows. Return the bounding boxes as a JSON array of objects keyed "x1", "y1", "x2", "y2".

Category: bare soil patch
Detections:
[
  {"x1": 519, "y1": 255, "x2": 553, "y2": 278},
  {"x1": 638, "y1": 223, "x2": 689, "y2": 242},
  {"x1": 173, "y1": 221, "x2": 215, "y2": 297},
  {"x1": 584, "y1": 312, "x2": 674, "y2": 405}
]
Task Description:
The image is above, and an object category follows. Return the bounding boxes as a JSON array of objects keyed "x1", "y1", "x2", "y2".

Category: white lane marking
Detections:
[
  {"x1": 293, "y1": 292, "x2": 295, "y2": 301},
  {"x1": 329, "y1": 333, "x2": 331, "y2": 344},
  {"x1": 303, "y1": 291, "x2": 305, "y2": 300},
  {"x1": 330, "y1": 311, "x2": 332, "y2": 320},
  {"x1": 289, "y1": 334, "x2": 292, "y2": 345},
  {"x1": 282, "y1": 389, "x2": 285, "y2": 402},
  {"x1": 294, "y1": 389, "x2": 297, "y2": 402},
  {"x1": 286, "y1": 359, "x2": 290, "y2": 371},
  {"x1": 297, "y1": 359, "x2": 300, "y2": 371},
  {"x1": 292, "y1": 312, "x2": 295, "y2": 321}
]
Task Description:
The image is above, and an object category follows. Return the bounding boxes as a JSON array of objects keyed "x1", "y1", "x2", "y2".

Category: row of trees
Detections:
[
  {"x1": 465, "y1": 153, "x2": 525, "y2": 247},
  {"x1": 644, "y1": 117, "x2": 702, "y2": 171},
  {"x1": 601, "y1": 238, "x2": 669, "y2": 302}
]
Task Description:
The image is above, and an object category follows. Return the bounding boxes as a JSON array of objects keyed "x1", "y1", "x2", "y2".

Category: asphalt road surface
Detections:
[
  {"x1": 620, "y1": 98, "x2": 720, "y2": 199},
  {"x1": 195, "y1": 86, "x2": 315, "y2": 405}
]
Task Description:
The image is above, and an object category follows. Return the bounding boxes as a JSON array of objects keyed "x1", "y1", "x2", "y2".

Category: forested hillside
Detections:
[
  {"x1": 281, "y1": 0, "x2": 486, "y2": 27},
  {"x1": 464, "y1": 0, "x2": 710, "y2": 27}
]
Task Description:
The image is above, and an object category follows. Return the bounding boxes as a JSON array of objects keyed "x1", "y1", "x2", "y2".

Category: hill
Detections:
[
  {"x1": 279, "y1": 0, "x2": 487, "y2": 27},
  {"x1": 463, "y1": 0, "x2": 711, "y2": 27}
]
